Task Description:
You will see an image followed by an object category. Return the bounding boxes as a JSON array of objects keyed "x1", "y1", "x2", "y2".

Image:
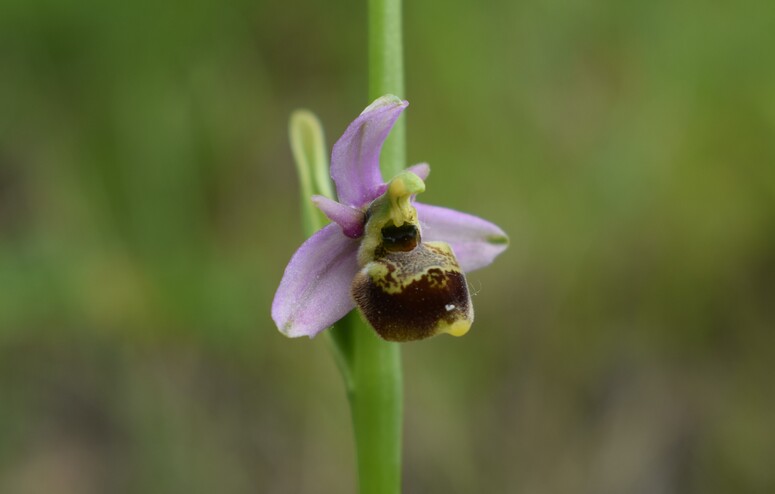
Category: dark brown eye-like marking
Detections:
[
  {"x1": 380, "y1": 223, "x2": 419, "y2": 252},
  {"x1": 352, "y1": 240, "x2": 473, "y2": 342}
]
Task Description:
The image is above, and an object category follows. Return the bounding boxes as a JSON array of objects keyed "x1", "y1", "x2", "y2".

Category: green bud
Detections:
[{"x1": 289, "y1": 110, "x2": 334, "y2": 233}]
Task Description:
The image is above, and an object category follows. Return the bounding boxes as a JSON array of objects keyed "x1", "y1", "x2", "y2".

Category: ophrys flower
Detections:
[{"x1": 272, "y1": 95, "x2": 508, "y2": 341}]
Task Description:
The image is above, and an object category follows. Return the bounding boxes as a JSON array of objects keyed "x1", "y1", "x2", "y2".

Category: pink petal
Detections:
[
  {"x1": 271, "y1": 224, "x2": 360, "y2": 338},
  {"x1": 415, "y1": 202, "x2": 509, "y2": 272},
  {"x1": 330, "y1": 96, "x2": 408, "y2": 207},
  {"x1": 311, "y1": 195, "x2": 366, "y2": 238},
  {"x1": 406, "y1": 163, "x2": 430, "y2": 181}
]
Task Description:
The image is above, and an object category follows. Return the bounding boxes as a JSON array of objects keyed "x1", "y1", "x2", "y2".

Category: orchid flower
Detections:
[{"x1": 272, "y1": 95, "x2": 508, "y2": 341}]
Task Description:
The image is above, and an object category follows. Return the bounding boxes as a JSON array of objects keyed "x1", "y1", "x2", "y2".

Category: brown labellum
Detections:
[{"x1": 352, "y1": 223, "x2": 473, "y2": 342}]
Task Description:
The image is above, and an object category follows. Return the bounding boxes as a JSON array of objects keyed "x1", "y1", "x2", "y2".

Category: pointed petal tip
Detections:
[
  {"x1": 271, "y1": 295, "x2": 315, "y2": 338},
  {"x1": 406, "y1": 163, "x2": 431, "y2": 181},
  {"x1": 272, "y1": 290, "x2": 352, "y2": 339},
  {"x1": 271, "y1": 315, "x2": 327, "y2": 339},
  {"x1": 487, "y1": 233, "x2": 510, "y2": 245},
  {"x1": 361, "y1": 95, "x2": 409, "y2": 115}
]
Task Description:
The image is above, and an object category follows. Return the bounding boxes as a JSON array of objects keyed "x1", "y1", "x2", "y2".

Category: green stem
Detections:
[
  {"x1": 369, "y1": 0, "x2": 405, "y2": 178},
  {"x1": 289, "y1": 3, "x2": 406, "y2": 485},
  {"x1": 346, "y1": 1, "x2": 406, "y2": 493},
  {"x1": 347, "y1": 312, "x2": 403, "y2": 494}
]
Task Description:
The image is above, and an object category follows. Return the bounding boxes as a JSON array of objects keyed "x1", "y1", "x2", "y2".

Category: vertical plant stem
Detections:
[
  {"x1": 369, "y1": 0, "x2": 405, "y2": 178},
  {"x1": 348, "y1": 312, "x2": 403, "y2": 494},
  {"x1": 348, "y1": 1, "x2": 406, "y2": 493}
]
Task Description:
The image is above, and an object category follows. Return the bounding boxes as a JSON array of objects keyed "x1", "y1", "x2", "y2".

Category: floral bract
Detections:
[{"x1": 272, "y1": 95, "x2": 508, "y2": 340}]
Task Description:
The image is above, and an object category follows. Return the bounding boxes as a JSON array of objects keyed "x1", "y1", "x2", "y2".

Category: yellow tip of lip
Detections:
[{"x1": 439, "y1": 319, "x2": 472, "y2": 337}]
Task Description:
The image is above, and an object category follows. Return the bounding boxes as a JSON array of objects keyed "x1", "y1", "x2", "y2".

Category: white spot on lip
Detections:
[{"x1": 445, "y1": 304, "x2": 456, "y2": 312}]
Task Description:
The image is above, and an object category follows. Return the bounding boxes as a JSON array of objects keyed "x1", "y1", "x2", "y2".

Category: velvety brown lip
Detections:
[{"x1": 352, "y1": 242, "x2": 473, "y2": 342}]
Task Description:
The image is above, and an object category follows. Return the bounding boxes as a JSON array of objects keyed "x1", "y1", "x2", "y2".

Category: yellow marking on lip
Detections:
[
  {"x1": 367, "y1": 262, "x2": 456, "y2": 294},
  {"x1": 361, "y1": 241, "x2": 463, "y2": 295},
  {"x1": 436, "y1": 319, "x2": 472, "y2": 337}
]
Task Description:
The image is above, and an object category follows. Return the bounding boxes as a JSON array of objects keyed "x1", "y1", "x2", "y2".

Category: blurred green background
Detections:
[{"x1": 1, "y1": 0, "x2": 774, "y2": 492}]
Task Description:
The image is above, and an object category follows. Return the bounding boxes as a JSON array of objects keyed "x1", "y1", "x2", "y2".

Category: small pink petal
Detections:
[
  {"x1": 406, "y1": 163, "x2": 430, "y2": 181},
  {"x1": 312, "y1": 195, "x2": 366, "y2": 238}
]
